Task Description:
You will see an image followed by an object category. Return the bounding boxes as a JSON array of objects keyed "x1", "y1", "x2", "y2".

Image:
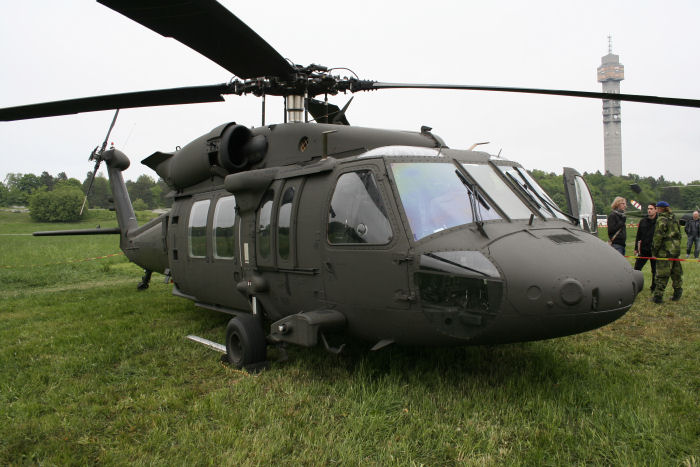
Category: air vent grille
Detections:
[{"x1": 547, "y1": 234, "x2": 581, "y2": 244}]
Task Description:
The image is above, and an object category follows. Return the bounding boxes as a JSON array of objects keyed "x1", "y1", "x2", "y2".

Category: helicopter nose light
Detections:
[{"x1": 559, "y1": 278, "x2": 584, "y2": 306}]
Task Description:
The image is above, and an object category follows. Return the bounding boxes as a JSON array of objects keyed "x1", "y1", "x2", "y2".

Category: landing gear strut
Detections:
[
  {"x1": 137, "y1": 269, "x2": 152, "y2": 291},
  {"x1": 225, "y1": 314, "x2": 267, "y2": 370}
]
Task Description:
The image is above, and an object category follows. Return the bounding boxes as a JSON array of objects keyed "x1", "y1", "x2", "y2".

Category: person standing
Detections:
[
  {"x1": 607, "y1": 197, "x2": 627, "y2": 255},
  {"x1": 634, "y1": 203, "x2": 657, "y2": 291},
  {"x1": 652, "y1": 201, "x2": 683, "y2": 303},
  {"x1": 685, "y1": 210, "x2": 699, "y2": 259}
]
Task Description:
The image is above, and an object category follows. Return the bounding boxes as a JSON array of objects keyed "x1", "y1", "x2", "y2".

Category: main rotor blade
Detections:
[
  {"x1": 97, "y1": 0, "x2": 295, "y2": 79},
  {"x1": 372, "y1": 83, "x2": 700, "y2": 109},
  {"x1": 0, "y1": 84, "x2": 229, "y2": 121}
]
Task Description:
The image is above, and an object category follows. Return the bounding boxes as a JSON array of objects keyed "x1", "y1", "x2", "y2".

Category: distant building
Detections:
[{"x1": 597, "y1": 36, "x2": 624, "y2": 176}]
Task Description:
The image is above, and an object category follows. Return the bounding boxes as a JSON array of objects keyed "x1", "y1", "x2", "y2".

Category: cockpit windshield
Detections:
[
  {"x1": 461, "y1": 163, "x2": 534, "y2": 220},
  {"x1": 391, "y1": 162, "x2": 503, "y2": 241}
]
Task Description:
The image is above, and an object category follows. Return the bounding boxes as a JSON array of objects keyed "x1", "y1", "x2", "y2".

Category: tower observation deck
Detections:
[{"x1": 597, "y1": 36, "x2": 624, "y2": 176}]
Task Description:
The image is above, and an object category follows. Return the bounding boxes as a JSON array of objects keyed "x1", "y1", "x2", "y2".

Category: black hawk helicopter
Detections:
[{"x1": 3, "y1": 0, "x2": 700, "y2": 369}]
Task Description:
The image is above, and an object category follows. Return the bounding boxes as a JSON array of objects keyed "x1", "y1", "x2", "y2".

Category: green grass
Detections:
[{"x1": 1, "y1": 212, "x2": 698, "y2": 465}]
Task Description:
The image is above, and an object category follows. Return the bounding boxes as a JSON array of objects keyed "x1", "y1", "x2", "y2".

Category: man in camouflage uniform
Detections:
[{"x1": 652, "y1": 201, "x2": 683, "y2": 303}]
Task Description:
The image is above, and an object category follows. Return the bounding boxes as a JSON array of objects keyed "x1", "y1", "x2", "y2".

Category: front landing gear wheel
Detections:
[{"x1": 225, "y1": 315, "x2": 267, "y2": 369}]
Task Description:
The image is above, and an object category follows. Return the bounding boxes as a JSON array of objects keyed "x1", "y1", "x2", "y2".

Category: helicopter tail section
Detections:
[
  {"x1": 101, "y1": 149, "x2": 138, "y2": 238},
  {"x1": 102, "y1": 148, "x2": 170, "y2": 275}
]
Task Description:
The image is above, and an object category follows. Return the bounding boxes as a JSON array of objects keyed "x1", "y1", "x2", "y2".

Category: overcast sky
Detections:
[{"x1": 1, "y1": 0, "x2": 699, "y2": 185}]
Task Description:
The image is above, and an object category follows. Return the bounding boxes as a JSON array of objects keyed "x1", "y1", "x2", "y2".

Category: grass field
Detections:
[{"x1": 1, "y1": 211, "x2": 698, "y2": 465}]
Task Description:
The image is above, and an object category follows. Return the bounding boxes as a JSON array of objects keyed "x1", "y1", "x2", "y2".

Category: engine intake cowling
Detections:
[
  {"x1": 217, "y1": 124, "x2": 268, "y2": 172},
  {"x1": 141, "y1": 122, "x2": 268, "y2": 189}
]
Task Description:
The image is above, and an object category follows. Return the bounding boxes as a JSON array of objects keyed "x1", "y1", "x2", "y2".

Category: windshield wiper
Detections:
[
  {"x1": 455, "y1": 170, "x2": 488, "y2": 238},
  {"x1": 505, "y1": 172, "x2": 578, "y2": 225}
]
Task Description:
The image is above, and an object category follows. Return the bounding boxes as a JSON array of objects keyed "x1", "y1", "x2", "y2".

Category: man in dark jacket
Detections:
[
  {"x1": 652, "y1": 201, "x2": 683, "y2": 303},
  {"x1": 685, "y1": 210, "x2": 699, "y2": 259},
  {"x1": 634, "y1": 203, "x2": 657, "y2": 291},
  {"x1": 607, "y1": 196, "x2": 627, "y2": 255}
]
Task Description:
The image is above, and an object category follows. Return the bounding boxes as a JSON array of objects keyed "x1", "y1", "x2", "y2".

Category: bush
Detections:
[
  {"x1": 29, "y1": 187, "x2": 85, "y2": 222},
  {"x1": 132, "y1": 198, "x2": 148, "y2": 211}
]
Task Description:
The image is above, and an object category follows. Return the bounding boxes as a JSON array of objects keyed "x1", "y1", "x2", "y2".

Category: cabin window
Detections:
[
  {"x1": 188, "y1": 200, "x2": 210, "y2": 258},
  {"x1": 257, "y1": 190, "x2": 274, "y2": 259},
  {"x1": 213, "y1": 195, "x2": 236, "y2": 259},
  {"x1": 328, "y1": 170, "x2": 393, "y2": 244},
  {"x1": 278, "y1": 186, "x2": 294, "y2": 260}
]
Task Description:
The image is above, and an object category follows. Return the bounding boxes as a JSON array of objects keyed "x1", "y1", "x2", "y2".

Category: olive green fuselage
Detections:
[{"x1": 115, "y1": 122, "x2": 642, "y2": 347}]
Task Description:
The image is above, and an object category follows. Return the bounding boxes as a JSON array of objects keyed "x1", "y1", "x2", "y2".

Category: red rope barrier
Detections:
[{"x1": 624, "y1": 255, "x2": 699, "y2": 262}]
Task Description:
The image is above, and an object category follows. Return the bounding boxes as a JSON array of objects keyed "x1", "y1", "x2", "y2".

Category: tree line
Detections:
[
  {"x1": 2, "y1": 169, "x2": 698, "y2": 221},
  {"x1": 530, "y1": 170, "x2": 700, "y2": 217},
  {"x1": 0, "y1": 171, "x2": 171, "y2": 211}
]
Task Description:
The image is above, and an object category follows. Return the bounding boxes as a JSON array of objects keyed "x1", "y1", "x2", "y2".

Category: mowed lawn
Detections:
[{"x1": 1, "y1": 211, "x2": 698, "y2": 465}]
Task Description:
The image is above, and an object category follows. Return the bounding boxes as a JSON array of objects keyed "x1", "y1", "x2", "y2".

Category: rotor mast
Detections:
[{"x1": 285, "y1": 95, "x2": 305, "y2": 123}]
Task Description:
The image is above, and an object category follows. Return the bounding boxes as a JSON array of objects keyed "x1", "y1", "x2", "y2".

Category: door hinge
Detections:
[
  {"x1": 394, "y1": 255, "x2": 414, "y2": 265},
  {"x1": 394, "y1": 290, "x2": 416, "y2": 302}
]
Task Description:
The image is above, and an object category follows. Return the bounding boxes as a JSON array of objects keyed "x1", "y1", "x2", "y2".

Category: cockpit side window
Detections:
[
  {"x1": 328, "y1": 170, "x2": 393, "y2": 245},
  {"x1": 496, "y1": 165, "x2": 568, "y2": 220}
]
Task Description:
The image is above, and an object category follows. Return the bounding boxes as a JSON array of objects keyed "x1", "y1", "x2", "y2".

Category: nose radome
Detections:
[{"x1": 487, "y1": 229, "x2": 641, "y2": 317}]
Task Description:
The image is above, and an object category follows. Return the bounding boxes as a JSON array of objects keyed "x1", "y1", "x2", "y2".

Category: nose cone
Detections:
[{"x1": 477, "y1": 228, "x2": 641, "y2": 343}]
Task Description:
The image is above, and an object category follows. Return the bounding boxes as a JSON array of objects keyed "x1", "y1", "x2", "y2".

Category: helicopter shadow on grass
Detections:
[
  {"x1": 270, "y1": 334, "x2": 612, "y2": 399},
  {"x1": 178, "y1": 304, "x2": 613, "y2": 401}
]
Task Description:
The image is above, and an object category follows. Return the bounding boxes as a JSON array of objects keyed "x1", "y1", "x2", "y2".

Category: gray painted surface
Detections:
[{"x1": 597, "y1": 50, "x2": 625, "y2": 176}]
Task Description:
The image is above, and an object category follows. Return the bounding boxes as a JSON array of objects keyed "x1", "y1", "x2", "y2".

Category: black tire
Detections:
[{"x1": 225, "y1": 315, "x2": 267, "y2": 368}]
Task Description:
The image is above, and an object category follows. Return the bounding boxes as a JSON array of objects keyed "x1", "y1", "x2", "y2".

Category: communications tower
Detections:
[{"x1": 597, "y1": 36, "x2": 624, "y2": 176}]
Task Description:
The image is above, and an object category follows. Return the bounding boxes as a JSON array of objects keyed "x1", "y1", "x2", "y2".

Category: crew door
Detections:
[
  {"x1": 182, "y1": 196, "x2": 214, "y2": 299},
  {"x1": 253, "y1": 178, "x2": 321, "y2": 321},
  {"x1": 207, "y1": 193, "x2": 249, "y2": 310},
  {"x1": 563, "y1": 167, "x2": 597, "y2": 234},
  {"x1": 322, "y1": 164, "x2": 412, "y2": 320}
]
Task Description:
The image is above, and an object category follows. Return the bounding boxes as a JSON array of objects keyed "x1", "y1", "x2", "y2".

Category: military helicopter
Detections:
[{"x1": 3, "y1": 1, "x2": 700, "y2": 369}]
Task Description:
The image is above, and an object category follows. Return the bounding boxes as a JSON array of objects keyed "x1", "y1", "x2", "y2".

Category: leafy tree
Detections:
[
  {"x1": 39, "y1": 171, "x2": 55, "y2": 191},
  {"x1": 4, "y1": 173, "x2": 42, "y2": 205},
  {"x1": 0, "y1": 181, "x2": 8, "y2": 206},
  {"x1": 150, "y1": 184, "x2": 163, "y2": 208},
  {"x1": 126, "y1": 175, "x2": 156, "y2": 209},
  {"x1": 132, "y1": 198, "x2": 148, "y2": 211},
  {"x1": 82, "y1": 171, "x2": 112, "y2": 209},
  {"x1": 29, "y1": 187, "x2": 84, "y2": 222},
  {"x1": 679, "y1": 185, "x2": 700, "y2": 212},
  {"x1": 156, "y1": 178, "x2": 172, "y2": 208},
  {"x1": 55, "y1": 177, "x2": 83, "y2": 190}
]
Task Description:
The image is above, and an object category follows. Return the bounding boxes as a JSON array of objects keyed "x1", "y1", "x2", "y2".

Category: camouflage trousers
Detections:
[{"x1": 653, "y1": 256, "x2": 683, "y2": 298}]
